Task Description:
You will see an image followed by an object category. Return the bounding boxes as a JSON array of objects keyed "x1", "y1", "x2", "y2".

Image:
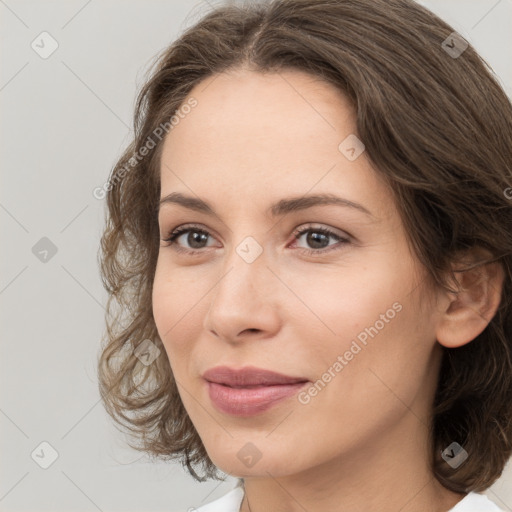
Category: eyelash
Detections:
[{"x1": 161, "y1": 223, "x2": 350, "y2": 256}]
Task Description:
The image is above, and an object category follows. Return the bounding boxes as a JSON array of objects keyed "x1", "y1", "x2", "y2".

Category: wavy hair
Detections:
[{"x1": 97, "y1": 0, "x2": 512, "y2": 491}]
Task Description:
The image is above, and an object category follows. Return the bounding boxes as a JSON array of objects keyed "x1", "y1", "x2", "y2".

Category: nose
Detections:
[{"x1": 202, "y1": 242, "x2": 281, "y2": 344}]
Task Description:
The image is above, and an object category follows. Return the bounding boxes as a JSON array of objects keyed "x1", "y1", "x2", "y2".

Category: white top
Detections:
[{"x1": 181, "y1": 485, "x2": 506, "y2": 512}]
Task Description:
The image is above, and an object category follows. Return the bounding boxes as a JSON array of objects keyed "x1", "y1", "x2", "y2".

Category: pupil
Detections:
[
  {"x1": 189, "y1": 231, "x2": 208, "y2": 248},
  {"x1": 308, "y1": 232, "x2": 327, "y2": 249}
]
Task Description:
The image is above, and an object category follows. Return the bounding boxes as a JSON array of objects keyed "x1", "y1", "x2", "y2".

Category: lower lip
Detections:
[{"x1": 206, "y1": 381, "x2": 309, "y2": 416}]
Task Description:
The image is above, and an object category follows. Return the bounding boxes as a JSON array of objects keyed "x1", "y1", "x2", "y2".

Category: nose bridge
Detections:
[
  {"x1": 204, "y1": 231, "x2": 279, "y2": 337},
  {"x1": 215, "y1": 232, "x2": 268, "y2": 302}
]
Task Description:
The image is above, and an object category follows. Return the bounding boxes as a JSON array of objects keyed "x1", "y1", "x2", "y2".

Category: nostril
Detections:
[{"x1": 242, "y1": 328, "x2": 260, "y2": 334}]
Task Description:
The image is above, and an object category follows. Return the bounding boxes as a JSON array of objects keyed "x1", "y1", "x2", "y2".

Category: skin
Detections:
[{"x1": 152, "y1": 67, "x2": 504, "y2": 512}]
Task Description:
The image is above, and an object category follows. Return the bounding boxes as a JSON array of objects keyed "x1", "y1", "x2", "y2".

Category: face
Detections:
[{"x1": 152, "y1": 68, "x2": 445, "y2": 478}]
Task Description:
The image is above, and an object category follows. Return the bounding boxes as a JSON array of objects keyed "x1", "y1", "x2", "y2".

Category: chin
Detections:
[{"x1": 207, "y1": 444, "x2": 303, "y2": 479}]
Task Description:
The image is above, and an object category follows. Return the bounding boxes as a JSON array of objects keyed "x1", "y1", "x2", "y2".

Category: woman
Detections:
[{"x1": 96, "y1": 0, "x2": 512, "y2": 511}]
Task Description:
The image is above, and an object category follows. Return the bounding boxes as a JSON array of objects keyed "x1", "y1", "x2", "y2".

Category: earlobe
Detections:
[{"x1": 435, "y1": 251, "x2": 505, "y2": 349}]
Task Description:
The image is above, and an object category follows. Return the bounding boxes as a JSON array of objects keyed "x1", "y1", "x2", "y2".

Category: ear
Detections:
[{"x1": 436, "y1": 248, "x2": 505, "y2": 349}]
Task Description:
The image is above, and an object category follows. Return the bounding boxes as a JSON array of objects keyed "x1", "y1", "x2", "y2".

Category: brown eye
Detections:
[
  {"x1": 161, "y1": 224, "x2": 215, "y2": 254},
  {"x1": 291, "y1": 225, "x2": 350, "y2": 255}
]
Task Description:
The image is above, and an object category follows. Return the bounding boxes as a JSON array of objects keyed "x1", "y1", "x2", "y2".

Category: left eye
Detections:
[
  {"x1": 291, "y1": 226, "x2": 350, "y2": 254},
  {"x1": 161, "y1": 224, "x2": 350, "y2": 255}
]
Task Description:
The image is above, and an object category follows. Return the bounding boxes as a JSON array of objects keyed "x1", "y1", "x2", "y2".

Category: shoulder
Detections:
[
  {"x1": 448, "y1": 491, "x2": 505, "y2": 512},
  {"x1": 172, "y1": 485, "x2": 245, "y2": 512}
]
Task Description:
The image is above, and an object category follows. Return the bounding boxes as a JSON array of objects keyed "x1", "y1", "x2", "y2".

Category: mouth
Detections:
[
  {"x1": 201, "y1": 365, "x2": 309, "y2": 416},
  {"x1": 202, "y1": 366, "x2": 309, "y2": 416},
  {"x1": 205, "y1": 381, "x2": 309, "y2": 416},
  {"x1": 211, "y1": 382, "x2": 307, "y2": 389},
  {"x1": 202, "y1": 365, "x2": 308, "y2": 387}
]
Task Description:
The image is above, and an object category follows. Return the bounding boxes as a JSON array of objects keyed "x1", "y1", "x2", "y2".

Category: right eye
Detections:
[{"x1": 161, "y1": 224, "x2": 217, "y2": 255}]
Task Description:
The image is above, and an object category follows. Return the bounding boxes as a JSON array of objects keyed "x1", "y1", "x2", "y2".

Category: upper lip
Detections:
[{"x1": 202, "y1": 365, "x2": 309, "y2": 387}]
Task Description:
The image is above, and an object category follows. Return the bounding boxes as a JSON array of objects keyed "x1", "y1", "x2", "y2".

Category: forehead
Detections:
[
  {"x1": 163, "y1": 67, "x2": 356, "y2": 154},
  {"x1": 158, "y1": 68, "x2": 394, "y2": 221}
]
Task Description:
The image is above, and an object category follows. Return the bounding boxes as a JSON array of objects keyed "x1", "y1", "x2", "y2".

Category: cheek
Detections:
[
  {"x1": 294, "y1": 263, "x2": 409, "y2": 351},
  {"x1": 152, "y1": 264, "x2": 172, "y2": 340},
  {"x1": 152, "y1": 259, "x2": 212, "y2": 378},
  {"x1": 321, "y1": 291, "x2": 437, "y2": 425},
  {"x1": 302, "y1": 261, "x2": 434, "y2": 400},
  {"x1": 152, "y1": 262, "x2": 191, "y2": 359},
  {"x1": 152, "y1": 257, "x2": 193, "y2": 332}
]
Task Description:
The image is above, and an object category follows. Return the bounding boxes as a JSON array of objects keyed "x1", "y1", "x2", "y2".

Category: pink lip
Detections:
[
  {"x1": 202, "y1": 365, "x2": 308, "y2": 386},
  {"x1": 202, "y1": 365, "x2": 309, "y2": 416},
  {"x1": 206, "y1": 381, "x2": 308, "y2": 416}
]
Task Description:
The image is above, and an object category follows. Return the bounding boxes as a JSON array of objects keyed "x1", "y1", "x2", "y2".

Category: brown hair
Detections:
[{"x1": 97, "y1": 0, "x2": 512, "y2": 491}]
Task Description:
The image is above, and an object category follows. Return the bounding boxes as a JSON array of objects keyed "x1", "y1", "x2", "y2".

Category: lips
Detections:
[
  {"x1": 202, "y1": 365, "x2": 308, "y2": 387},
  {"x1": 202, "y1": 365, "x2": 309, "y2": 416}
]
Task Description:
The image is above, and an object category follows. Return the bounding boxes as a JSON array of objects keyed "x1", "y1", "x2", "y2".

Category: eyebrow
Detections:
[{"x1": 158, "y1": 191, "x2": 375, "y2": 219}]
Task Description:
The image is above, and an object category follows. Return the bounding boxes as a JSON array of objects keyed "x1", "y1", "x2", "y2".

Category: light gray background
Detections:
[{"x1": 1, "y1": 1, "x2": 511, "y2": 511}]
